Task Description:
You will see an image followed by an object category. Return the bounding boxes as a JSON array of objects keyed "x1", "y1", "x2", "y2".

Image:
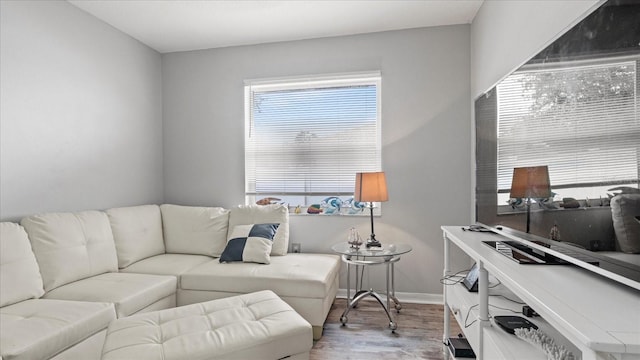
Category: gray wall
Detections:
[
  {"x1": 0, "y1": 0, "x2": 164, "y2": 221},
  {"x1": 162, "y1": 26, "x2": 472, "y2": 296}
]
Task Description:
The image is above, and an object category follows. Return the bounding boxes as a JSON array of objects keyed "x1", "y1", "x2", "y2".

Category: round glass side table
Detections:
[{"x1": 331, "y1": 242, "x2": 412, "y2": 332}]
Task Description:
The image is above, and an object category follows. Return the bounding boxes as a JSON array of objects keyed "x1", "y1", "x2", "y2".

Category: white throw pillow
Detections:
[
  {"x1": 228, "y1": 204, "x2": 289, "y2": 255},
  {"x1": 160, "y1": 204, "x2": 229, "y2": 257},
  {"x1": 21, "y1": 211, "x2": 118, "y2": 292},
  {"x1": 0, "y1": 222, "x2": 45, "y2": 307},
  {"x1": 611, "y1": 194, "x2": 640, "y2": 253},
  {"x1": 106, "y1": 205, "x2": 166, "y2": 268},
  {"x1": 220, "y1": 224, "x2": 279, "y2": 264}
]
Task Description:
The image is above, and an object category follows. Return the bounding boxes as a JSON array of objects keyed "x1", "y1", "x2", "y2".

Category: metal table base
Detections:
[{"x1": 339, "y1": 254, "x2": 402, "y2": 331}]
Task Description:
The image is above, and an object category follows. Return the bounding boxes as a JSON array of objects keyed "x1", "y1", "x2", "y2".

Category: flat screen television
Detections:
[{"x1": 475, "y1": 0, "x2": 640, "y2": 290}]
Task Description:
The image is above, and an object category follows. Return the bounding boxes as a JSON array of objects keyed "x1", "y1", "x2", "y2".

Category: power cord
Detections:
[
  {"x1": 464, "y1": 304, "x2": 479, "y2": 328},
  {"x1": 489, "y1": 278, "x2": 502, "y2": 288},
  {"x1": 489, "y1": 304, "x2": 521, "y2": 314},
  {"x1": 490, "y1": 293, "x2": 526, "y2": 305},
  {"x1": 440, "y1": 267, "x2": 472, "y2": 286},
  {"x1": 462, "y1": 303, "x2": 521, "y2": 328},
  {"x1": 441, "y1": 268, "x2": 501, "y2": 288}
]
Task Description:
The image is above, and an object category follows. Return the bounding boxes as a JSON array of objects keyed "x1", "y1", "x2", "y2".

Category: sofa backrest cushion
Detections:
[
  {"x1": 0, "y1": 222, "x2": 45, "y2": 307},
  {"x1": 228, "y1": 204, "x2": 289, "y2": 255},
  {"x1": 106, "y1": 205, "x2": 166, "y2": 268},
  {"x1": 160, "y1": 204, "x2": 229, "y2": 257},
  {"x1": 21, "y1": 211, "x2": 118, "y2": 292}
]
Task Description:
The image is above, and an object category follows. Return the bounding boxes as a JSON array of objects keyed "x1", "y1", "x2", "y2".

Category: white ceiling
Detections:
[{"x1": 67, "y1": 0, "x2": 483, "y2": 54}]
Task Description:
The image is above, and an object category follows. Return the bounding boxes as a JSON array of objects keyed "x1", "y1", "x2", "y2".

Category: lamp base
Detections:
[
  {"x1": 366, "y1": 236, "x2": 381, "y2": 248},
  {"x1": 365, "y1": 203, "x2": 381, "y2": 248}
]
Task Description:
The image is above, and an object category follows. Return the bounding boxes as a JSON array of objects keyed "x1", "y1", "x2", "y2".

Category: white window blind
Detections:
[
  {"x1": 244, "y1": 73, "x2": 381, "y2": 205},
  {"x1": 497, "y1": 59, "x2": 639, "y2": 197}
]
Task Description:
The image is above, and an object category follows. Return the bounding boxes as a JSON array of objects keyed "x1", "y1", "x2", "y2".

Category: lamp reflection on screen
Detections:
[{"x1": 510, "y1": 166, "x2": 552, "y2": 233}]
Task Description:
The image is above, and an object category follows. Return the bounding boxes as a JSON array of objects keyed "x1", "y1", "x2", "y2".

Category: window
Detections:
[
  {"x1": 496, "y1": 58, "x2": 639, "y2": 205},
  {"x1": 244, "y1": 72, "x2": 381, "y2": 211}
]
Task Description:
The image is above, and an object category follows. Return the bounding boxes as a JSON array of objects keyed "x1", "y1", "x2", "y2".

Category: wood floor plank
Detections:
[{"x1": 310, "y1": 298, "x2": 462, "y2": 359}]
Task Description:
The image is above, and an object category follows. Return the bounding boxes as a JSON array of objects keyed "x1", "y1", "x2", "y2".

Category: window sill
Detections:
[
  {"x1": 289, "y1": 209, "x2": 378, "y2": 215},
  {"x1": 498, "y1": 204, "x2": 611, "y2": 215}
]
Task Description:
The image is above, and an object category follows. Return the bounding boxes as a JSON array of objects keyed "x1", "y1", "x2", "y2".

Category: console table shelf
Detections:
[
  {"x1": 446, "y1": 275, "x2": 581, "y2": 359},
  {"x1": 442, "y1": 226, "x2": 640, "y2": 360}
]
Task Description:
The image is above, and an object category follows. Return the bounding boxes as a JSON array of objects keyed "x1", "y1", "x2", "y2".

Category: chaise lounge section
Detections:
[{"x1": 178, "y1": 252, "x2": 339, "y2": 340}]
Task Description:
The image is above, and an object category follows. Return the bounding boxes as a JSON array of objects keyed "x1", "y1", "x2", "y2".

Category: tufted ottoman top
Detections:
[{"x1": 101, "y1": 290, "x2": 312, "y2": 360}]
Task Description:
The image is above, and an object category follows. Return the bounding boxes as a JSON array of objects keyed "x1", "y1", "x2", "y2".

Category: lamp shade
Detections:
[
  {"x1": 355, "y1": 172, "x2": 388, "y2": 202},
  {"x1": 510, "y1": 166, "x2": 552, "y2": 198}
]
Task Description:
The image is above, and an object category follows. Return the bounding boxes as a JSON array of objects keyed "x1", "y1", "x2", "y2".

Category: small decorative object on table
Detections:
[{"x1": 347, "y1": 227, "x2": 363, "y2": 250}]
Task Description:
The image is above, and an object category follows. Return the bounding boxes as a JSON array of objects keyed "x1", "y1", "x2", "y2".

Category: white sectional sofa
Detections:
[{"x1": 0, "y1": 204, "x2": 340, "y2": 360}]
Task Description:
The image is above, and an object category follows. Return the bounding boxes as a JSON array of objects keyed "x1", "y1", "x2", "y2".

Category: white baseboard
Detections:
[{"x1": 336, "y1": 288, "x2": 443, "y2": 305}]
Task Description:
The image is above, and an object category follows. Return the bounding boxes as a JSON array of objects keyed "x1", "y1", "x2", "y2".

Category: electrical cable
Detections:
[
  {"x1": 464, "y1": 304, "x2": 479, "y2": 328},
  {"x1": 489, "y1": 304, "x2": 521, "y2": 314},
  {"x1": 489, "y1": 278, "x2": 502, "y2": 288},
  {"x1": 441, "y1": 268, "x2": 503, "y2": 289},
  {"x1": 440, "y1": 267, "x2": 473, "y2": 286},
  {"x1": 461, "y1": 302, "x2": 521, "y2": 329},
  {"x1": 490, "y1": 294, "x2": 526, "y2": 305}
]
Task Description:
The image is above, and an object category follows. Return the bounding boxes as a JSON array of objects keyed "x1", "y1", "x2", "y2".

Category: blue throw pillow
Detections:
[{"x1": 219, "y1": 223, "x2": 279, "y2": 264}]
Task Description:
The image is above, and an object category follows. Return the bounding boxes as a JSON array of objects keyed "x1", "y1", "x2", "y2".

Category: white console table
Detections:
[{"x1": 442, "y1": 226, "x2": 640, "y2": 360}]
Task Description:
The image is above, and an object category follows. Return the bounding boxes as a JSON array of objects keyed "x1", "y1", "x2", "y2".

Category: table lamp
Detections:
[
  {"x1": 510, "y1": 166, "x2": 551, "y2": 233},
  {"x1": 355, "y1": 171, "x2": 388, "y2": 247}
]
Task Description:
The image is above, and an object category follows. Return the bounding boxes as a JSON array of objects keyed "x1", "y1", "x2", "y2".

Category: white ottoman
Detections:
[{"x1": 101, "y1": 290, "x2": 312, "y2": 360}]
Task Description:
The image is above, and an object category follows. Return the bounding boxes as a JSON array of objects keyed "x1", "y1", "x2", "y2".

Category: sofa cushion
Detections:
[
  {"x1": 181, "y1": 253, "x2": 340, "y2": 299},
  {"x1": 611, "y1": 193, "x2": 640, "y2": 253},
  {"x1": 0, "y1": 299, "x2": 115, "y2": 360},
  {"x1": 228, "y1": 204, "x2": 289, "y2": 255},
  {"x1": 160, "y1": 204, "x2": 229, "y2": 257},
  {"x1": 220, "y1": 224, "x2": 279, "y2": 264},
  {"x1": 106, "y1": 205, "x2": 166, "y2": 268},
  {"x1": 43, "y1": 272, "x2": 177, "y2": 318},
  {"x1": 0, "y1": 222, "x2": 44, "y2": 307},
  {"x1": 21, "y1": 211, "x2": 118, "y2": 292},
  {"x1": 120, "y1": 254, "x2": 212, "y2": 286}
]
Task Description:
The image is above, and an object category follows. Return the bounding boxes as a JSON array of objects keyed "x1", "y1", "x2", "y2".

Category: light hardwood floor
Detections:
[{"x1": 310, "y1": 298, "x2": 462, "y2": 359}]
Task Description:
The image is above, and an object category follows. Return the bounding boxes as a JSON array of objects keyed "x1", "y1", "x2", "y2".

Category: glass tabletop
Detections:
[{"x1": 331, "y1": 242, "x2": 412, "y2": 257}]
